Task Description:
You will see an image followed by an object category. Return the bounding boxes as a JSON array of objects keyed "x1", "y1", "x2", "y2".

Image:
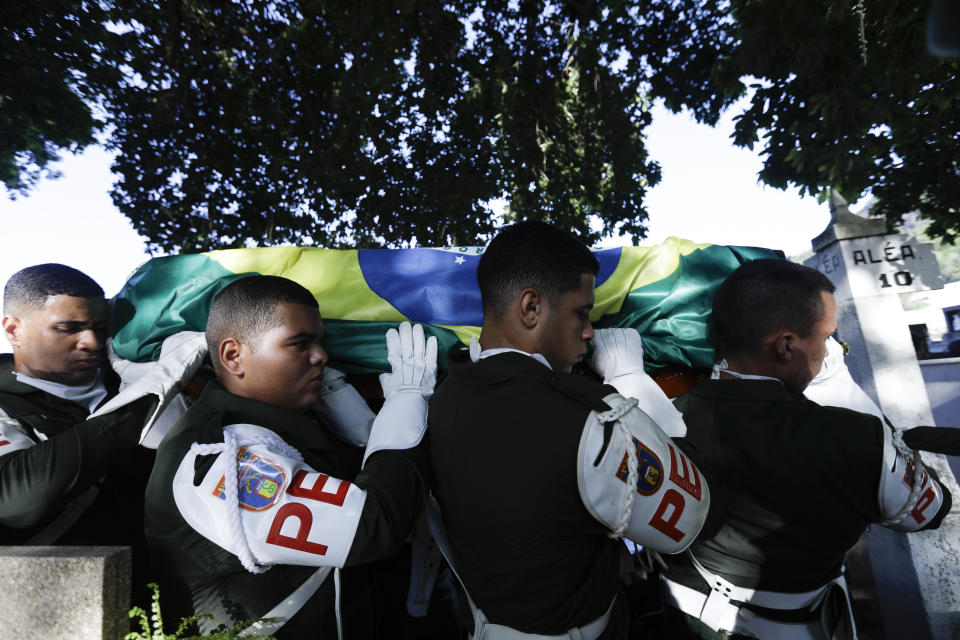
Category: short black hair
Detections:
[
  {"x1": 712, "y1": 258, "x2": 836, "y2": 359},
  {"x1": 478, "y1": 221, "x2": 599, "y2": 318},
  {"x1": 206, "y1": 275, "x2": 319, "y2": 359},
  {"x1": 3, "y1": 263, "x2": 104, "y2": 314}
]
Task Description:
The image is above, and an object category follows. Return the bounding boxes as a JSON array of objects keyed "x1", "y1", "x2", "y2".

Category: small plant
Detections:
[{"x1": 125, "y1": 583, "x2": 277, "y2": 640}]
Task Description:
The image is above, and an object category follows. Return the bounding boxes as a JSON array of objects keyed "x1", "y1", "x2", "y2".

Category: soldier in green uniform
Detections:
[
  {"x1": 428, "y1": 221, "x2": 715, "y2": 639},
  {"x1": 0, "y1": 263, "x2": 204, "y2": 580},
  {"x1": 145, "y1": 275, "x2": 437, "y2": 638},
  {"x1": 658, "y1": 258, "x2": 952, "y2": 640}
]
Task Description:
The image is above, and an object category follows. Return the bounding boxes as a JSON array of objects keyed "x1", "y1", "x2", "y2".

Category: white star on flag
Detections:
[{"x1": 454, "y1": 256, "x2": 466, "y2": 265}]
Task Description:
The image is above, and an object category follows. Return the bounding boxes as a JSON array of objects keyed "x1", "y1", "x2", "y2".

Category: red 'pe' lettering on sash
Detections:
[
  {"x1": 649, "y1": 489, "x2": 686, "y2": 542},
  {"x1": 266, "y1": 503, "x2": 330, "y2": 556},
  {"x1": 265, "y1": 472, "x2": 353, "y2": 556},
  {"x1": 288, "y1": 470, "x2": 350, "y2": 506},
  {"x1": 912, "y1": 486, "x2": 937, "y2": 525},
  {"x1": 647, "y1": 445, "x2": 705, "y2": 542},
  {"x1": 0, "y1": 439, "x2": 9, "y2": 447},
  {"x1": 667, "y1": 444, "x2": 702, "y2": 501}
]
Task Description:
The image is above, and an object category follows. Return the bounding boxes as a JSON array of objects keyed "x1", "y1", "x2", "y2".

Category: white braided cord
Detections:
[
  {"x1": 188, "y1": 431, "x2": 305, "y2": 574},
  {"x1": 599, "y1": 397, "x2": 640, "y2": 540},
  {"x1": 608, "y1": 420, "x2": 639, "y2": 540},
  {"x1": 890, "y1": 427, "x2": 914, "y2": 458},
  {"x1": 596, "y1": 396, "x2": 638, "y2": 424}
]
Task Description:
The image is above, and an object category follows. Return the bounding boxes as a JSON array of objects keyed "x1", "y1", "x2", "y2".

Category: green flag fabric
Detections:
[{"x1": 111, "y1": 239, "x2": 779, "y2": 374}]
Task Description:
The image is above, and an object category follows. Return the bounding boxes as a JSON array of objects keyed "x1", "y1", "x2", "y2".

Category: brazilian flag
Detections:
[{"x1": 111, "y1": 239, "x2": 778, "y2": 374}]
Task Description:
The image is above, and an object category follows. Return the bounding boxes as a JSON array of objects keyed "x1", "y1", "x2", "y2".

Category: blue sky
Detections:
[{"x1": 0, "y1": 102, "x2": 841, "y2": 301}]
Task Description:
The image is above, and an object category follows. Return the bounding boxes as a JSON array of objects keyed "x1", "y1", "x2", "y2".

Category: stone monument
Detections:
[{"x1": 805, "y1": 191, "x2": 960, "y2": 639}]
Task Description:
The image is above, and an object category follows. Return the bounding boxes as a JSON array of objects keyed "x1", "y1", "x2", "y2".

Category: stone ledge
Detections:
[{"x1": 0, "y1": 546, "x2": 131, "y2": 640}]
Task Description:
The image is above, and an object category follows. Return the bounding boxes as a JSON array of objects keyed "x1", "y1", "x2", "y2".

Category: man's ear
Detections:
[
  {"x1": 218, "y1": 338, "x2": 247, "y2": 379},
  {"x1": 772, "y1": 331, "x2": 795, "y2": 362},
  {"x1": 1, "y1": 315, "x2": 22, "y2": 350},
  {"x1": 517, "y1": 289, "x2": 543, "y2": 329}
]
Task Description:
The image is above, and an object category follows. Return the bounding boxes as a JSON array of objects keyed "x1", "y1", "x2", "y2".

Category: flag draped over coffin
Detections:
[{"x1": 111, "y1": 238, "x2": 779, "y2": 374}]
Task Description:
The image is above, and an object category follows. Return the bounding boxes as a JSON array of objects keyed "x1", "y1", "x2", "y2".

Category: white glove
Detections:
[
  {"x1": 107, "y1": 339, "x2": 159, "y2": 385},
  {"x1": 92, "y1": 331, "x2": 208, "y2": 444},
  {"x1": 364, "y1": 322, "x2": 438, "y2": 466},
  {"x1": 805, "y1": 337, "x2": 884, "y2": 420},
  {"x1": 108, "y1": 331, "x2": 207, "y2": 387},
  {"x1": 590, "y1": 328, "x2": 687, "y2": 438},
  {"x1": 379, "y1": 322, "x2": 438, "y2": 399},
  {"x1": 313, "y1": 367, "x2": 376, "y2": 446},
  {"x1": 591, "y1": 328, "x2": 646, "y2": 381}
]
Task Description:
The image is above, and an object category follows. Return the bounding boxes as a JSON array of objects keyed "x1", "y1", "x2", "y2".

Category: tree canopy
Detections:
[
  {"x1": 2, "y1": 1, "x2": 958, "y2": 252},
  {"x1": 716, "y1": 1, "x2": 960, "y2": 244},
  {"x1": 1, "y1": 1, "x2": 120, "y2": 193}
]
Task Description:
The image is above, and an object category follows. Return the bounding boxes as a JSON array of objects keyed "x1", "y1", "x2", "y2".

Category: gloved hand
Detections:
[
  {"x1": 805, "y1": 336, "x2": 883, "y2": 420},
  {"x1": 590, "y1": 328, "x2": 645, "y2": 382},
  {"x1": 92, "y1": 331, "x2": 209, "y2": 443},
  {"x1": 108, "y1": 332, "x2": 208, "y2": 388},
  {"x1": 106, "y1": 339, "x2": 143, "y2": 381},
  {"x1": 156, "y1": 331, "x2": 209, "y2": 380},
  {"x1": 590, "y1": 328, "x2": 688, "y2": 438},
  {"x1": 379, "y1": 322, "x2": 438, "y2": 399},
  {"x1": 365, "y1": 322, "x2": 438, "y2": 466}
]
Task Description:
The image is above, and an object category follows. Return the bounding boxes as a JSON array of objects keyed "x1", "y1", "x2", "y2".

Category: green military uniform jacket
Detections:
[
  {"x1": 145, "y1": 381, "x2": 427, "y2": 639},
  {"x1": 663, "y1": 377, "x2": 951, "y2": 595},
  {"x1": 428, "y1": 349, "x2": 629, "y2": 638},
  {"x1": 0, "y1": 370, "x2": 154, "y2": 548}
]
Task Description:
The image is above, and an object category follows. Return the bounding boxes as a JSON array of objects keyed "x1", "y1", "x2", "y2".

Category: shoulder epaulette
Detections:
[
  {"x1": 0, "y1": 390, "x2": 88, "y2": 438},
  {"x1": 544, "y1": 371, "x2": 617, "y2": 413}
]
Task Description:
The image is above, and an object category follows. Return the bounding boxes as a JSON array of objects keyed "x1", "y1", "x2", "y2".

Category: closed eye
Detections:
[{"x1": 55, "y1": 323, "x2": 93, "y2": 334}]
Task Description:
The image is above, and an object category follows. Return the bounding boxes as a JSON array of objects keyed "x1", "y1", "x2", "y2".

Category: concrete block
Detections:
[{"x1": 0, "y1": 546, "x2": 131, "y2": 640}]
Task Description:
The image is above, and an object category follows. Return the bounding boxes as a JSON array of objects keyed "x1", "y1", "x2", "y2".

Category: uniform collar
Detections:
[
  {"x1": 692, "y1": 376, "x2": 801, "y2": 402},
  {"x1": 468, "y1": 336, "x2": 552, "y2": 370},
  {"x1": 0, "y1": 369, "x2": 118, "y2": 400},
  {"x1": 710, "y1": 359, "x2": 782, "y2": 383},
  {"x1": 0, "y1": 370, "x2": 109, "y2": 411},
  {"x1": 15, "y1": 372, "x2": 108, "y2": 414},
  {"x1": 0, "y1": 370, "x2": 41, "y2": 395},
  {"x1": 447, "y1": 347, "x2": 552, "y2": 385}
]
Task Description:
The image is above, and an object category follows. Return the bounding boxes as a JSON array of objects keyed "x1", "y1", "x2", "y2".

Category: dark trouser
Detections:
[{"x1": 652, "y1": 605, "x2": 755, "y2": 640}]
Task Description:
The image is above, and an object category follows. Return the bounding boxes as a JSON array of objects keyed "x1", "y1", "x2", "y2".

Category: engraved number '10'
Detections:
[{"x1": 879, "y1": 271, "x2": 913, "y2": 288}]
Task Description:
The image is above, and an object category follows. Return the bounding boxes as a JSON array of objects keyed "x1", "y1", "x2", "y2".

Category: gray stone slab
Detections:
[
  {"x1": 0, "y1": 546, "x2": 131, "y2": 640},
  {"x1": 809, "y1": 221, "x2": 960, "y2": 639},
  {"x1": 811, "y1": 189, "x2": 888, "y2": 252}
]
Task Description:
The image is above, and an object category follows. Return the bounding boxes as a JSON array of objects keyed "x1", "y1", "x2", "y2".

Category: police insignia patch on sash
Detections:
[
  {"x1": 212, "y1": 447, "x2": 287, "y2": 511},
  {"x1": 903, "y1": 456, "x2": 918, "y2": 488},
  {"x1": 615, "y1": 436, "x2": 664, "y2": 496}
]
